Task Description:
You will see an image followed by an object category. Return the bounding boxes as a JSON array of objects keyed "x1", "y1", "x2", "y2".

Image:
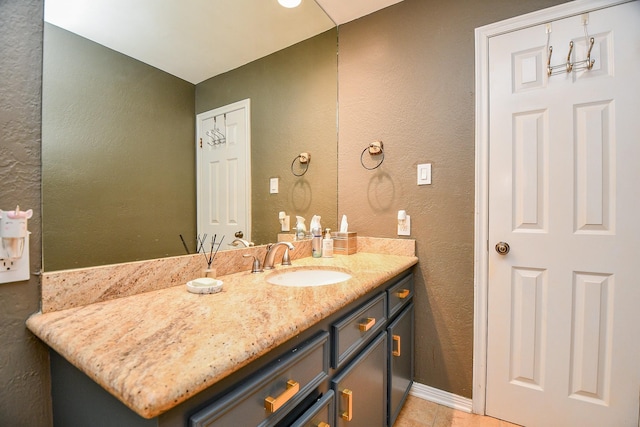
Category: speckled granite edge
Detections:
[{"x1": 40, "y1": 237, "x2": 415, "y2": 313}]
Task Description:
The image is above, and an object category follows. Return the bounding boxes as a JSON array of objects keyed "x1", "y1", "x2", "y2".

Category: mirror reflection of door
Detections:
[{"x1": 196, "y1": 99, "x2": 251, "y2": 249}]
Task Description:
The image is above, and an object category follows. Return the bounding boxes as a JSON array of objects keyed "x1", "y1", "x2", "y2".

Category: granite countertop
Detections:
[{"x1": 27, "y1": 252, "x2": 417, "y2": 419}]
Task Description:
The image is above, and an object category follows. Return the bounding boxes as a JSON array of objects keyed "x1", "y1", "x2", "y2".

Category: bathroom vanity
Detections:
[{"x1": 27, "y1": 250, "x2": 417, "y2": 426}]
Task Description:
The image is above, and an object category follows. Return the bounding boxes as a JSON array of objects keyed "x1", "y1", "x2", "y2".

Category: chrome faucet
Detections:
[
  {"x1": 263, "y1": 242, "x2": 295, "y2": 270},
  {"x1": 229, "y1": 238, "x2": 253, "y2": 248}
]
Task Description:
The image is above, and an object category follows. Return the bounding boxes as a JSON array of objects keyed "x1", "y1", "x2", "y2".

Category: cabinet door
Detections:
[
  {"x1": 387, "y1": 303, "x2": 414, "y2": 426},
  {"x1": 331, "y1": 332, "x2": 387, "y2": 427}
]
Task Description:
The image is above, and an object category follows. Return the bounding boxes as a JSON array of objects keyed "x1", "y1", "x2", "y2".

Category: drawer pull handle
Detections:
[
  {"x1": 317, "y1": 423, "x2": 330, "y2": 427},
  {"x1": 264, "y1": 380, "x2": 299, "y2": 413},
  {"x1": 341, "y1": 388, "x2": 353, "y2": 421},
  {"x1": 359, "y1": 317, "x2": 375, "y2": 332},
  {"x1": 392, "y1": 334, "x2": 401, "y2": 357},
  {"x1": 397, "y1": 289, "x2": 410, "y2": 299}
]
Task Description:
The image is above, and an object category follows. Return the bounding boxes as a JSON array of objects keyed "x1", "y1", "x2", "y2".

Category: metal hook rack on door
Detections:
[
  {"x1": 205, "y1": 115, "x2": 227, "y2": 146},
  {"x1": 546, "y1": 15, "x2": 596, "y2": 77}
]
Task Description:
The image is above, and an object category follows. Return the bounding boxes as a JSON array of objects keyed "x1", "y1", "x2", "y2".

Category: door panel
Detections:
[
  {"x1": 196, "y1": 99, "x2": 251, "y2": 244},
  {"x1": 486, "y1": 2, "x2": 640, "y2": 426}
]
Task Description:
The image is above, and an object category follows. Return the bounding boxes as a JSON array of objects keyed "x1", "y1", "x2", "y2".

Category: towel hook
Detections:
[
  {"x1": 291, "y1": 152, "x2": 311, "y2": 176},
  {"x1": 360, "y1": 140, "x2": 385, "y2": 170}
]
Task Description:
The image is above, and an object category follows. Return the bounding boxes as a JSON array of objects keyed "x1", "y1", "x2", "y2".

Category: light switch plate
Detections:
[
  {"x1": 417, "y1": 163, "x2": 432, "y2": 185},
  {"x1": 269, "y1": 177, "x2": 279, "y2": 194}
]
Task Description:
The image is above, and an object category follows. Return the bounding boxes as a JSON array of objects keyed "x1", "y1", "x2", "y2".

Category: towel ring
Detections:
[
  {"x1": 291, "y1": 152, "x2": 311, "y2": 176},
  {"x1": 360, "y1": 141, "x2": 385, "y2": 170}
]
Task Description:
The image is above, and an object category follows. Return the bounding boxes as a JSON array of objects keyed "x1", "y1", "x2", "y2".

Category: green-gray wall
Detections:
[
  {"x1": 0, "y1": 0, "x2": 52, "y2": 425},
  {"x1": 42, "y1": 23, "x2": 196, "y2": 271},
  {"x1": 195, "y1": 29, "x2": 338, "y2": 245},
  {"x1": 337, "y1": 0, "x2": 567, "y2": 398}
]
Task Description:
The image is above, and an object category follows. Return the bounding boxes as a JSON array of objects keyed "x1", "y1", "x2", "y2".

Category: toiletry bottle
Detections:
[
  {"x1": 295, "y1": 216, "x2": 306, "y2": 241},
  {"x1": 311, "y1": 215, "x2": 322, "y2": 258},
  {"x1": 322, "y1": 228, "x2": 333, "y2": 258}
]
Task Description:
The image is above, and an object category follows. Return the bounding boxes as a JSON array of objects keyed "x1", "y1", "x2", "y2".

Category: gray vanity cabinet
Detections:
[{"x1": 48, "y1": 270, "x2": 415, "y2": 427}]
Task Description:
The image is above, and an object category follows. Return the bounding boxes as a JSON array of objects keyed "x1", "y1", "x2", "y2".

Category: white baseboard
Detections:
[{"x1": 409, "y1": 382, "x2": 473, "y2": 413}]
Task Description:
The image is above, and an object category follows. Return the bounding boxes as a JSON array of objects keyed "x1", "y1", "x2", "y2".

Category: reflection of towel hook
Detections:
[
  {"x1": 360, "y1": 140, "x2": 384, "y2": 170},
  {"x1": 291, "y1": 152, "x2": 311, "y2": 176}
]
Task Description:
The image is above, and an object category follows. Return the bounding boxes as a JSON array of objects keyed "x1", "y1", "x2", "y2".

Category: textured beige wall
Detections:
[
  {"x1": 337, "y1": 0, "x2": 567, "y2": 397},
  {"x1": 42, "y1": 24, "x2": 196, "y2": 271},
  {"x1": 0, "y1": 0, "x2": 52, "y2": 425},
  {"x1": 196, "y1": 29, "x2": 338, "y2": 245}
]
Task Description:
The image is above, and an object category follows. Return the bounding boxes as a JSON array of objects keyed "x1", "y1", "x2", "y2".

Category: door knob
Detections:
[{"x1": 495, "y1": 242, "x2": 510, "y2": 255}]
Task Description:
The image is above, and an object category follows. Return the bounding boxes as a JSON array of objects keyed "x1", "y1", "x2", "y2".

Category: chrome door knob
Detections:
[{"x1": 495, "y1": 242, "x2": 510, "y2": 255}]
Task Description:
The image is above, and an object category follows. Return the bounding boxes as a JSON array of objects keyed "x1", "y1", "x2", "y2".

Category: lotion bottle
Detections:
[
  {"x1": 322, "y1": 228, "x2": 333, "y2": 258},
  {"x1": 310, "y1": 215, "x2": 322, "y2": 258}
]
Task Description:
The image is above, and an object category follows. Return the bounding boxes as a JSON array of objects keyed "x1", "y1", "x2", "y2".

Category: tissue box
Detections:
[{"x1": 334, "y1": 232, "x2": 357, "y2": 255}]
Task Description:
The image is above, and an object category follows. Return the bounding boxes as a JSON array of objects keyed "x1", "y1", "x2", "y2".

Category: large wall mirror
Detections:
[{"x1": 42, "y1": 0, "x2": 338, "y2": 271}]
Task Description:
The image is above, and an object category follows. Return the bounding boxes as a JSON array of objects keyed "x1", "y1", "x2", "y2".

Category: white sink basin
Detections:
[{"x1": 267, "y1": 268, "x2": 352, "y2": 287}]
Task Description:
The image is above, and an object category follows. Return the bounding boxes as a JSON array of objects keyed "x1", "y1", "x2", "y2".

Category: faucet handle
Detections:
[{"x1": 243, "y1": 254, "x2": 263, "y2": 273}]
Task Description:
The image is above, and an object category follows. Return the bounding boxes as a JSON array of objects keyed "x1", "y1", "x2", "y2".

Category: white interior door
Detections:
[
  {"x1": 486, "y1": 2, "x2": 640, "y2": 426},
  {"x1": 196, "y1": 99, "x2": 251, "y2": 247}
]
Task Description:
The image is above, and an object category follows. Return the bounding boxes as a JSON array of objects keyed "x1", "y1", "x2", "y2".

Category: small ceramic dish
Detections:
[{"x1": 186, "y1": 278, "x2": 223, "y2": 294}]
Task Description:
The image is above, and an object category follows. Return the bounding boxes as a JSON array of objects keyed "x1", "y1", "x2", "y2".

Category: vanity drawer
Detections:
[
  {"x1": 387, "y1": 274, "x2": 413, "y2": 319},
  {"x1": 290, "y1": 390, "x2": 334, "y2": 427},
  {"x1": 331, "y1": 292, "x2": 386, "y2": 369},
  {"x1": 190, "y1": 332, "x2": 329, "y2": 427}
]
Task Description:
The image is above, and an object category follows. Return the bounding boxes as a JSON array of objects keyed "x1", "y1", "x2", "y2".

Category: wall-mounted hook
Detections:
[
  {"x1": 291, "y1": 152, "x2": 311, "y2": 176},
  {"x1": 360, "y1": 140, "x2": 385, "y2": 170}
]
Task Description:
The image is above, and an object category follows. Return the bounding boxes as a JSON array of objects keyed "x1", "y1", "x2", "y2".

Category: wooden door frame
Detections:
[
  {"x1": 196, "y1": 98, "x2": 252, "y2": 243},
  {"x1": 472, "y1": 0, "x2": 630, "y2": 415}
]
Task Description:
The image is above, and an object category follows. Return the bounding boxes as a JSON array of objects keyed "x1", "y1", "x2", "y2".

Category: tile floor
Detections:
[{"x1": 394, "y1": 395, "x2": 522, "y2": 427}]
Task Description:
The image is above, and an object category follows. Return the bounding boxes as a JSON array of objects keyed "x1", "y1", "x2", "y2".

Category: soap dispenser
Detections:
[{"x1": 322, "y1": 228, "x2": 333, "y2": 258}]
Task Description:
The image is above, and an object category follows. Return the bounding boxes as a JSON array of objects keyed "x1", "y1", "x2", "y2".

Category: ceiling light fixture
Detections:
[{"x1": 278, "y1": 0, "x2": 302, "y2": 8}]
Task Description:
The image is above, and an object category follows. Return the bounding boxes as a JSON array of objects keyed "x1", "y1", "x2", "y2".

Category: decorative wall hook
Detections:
[{"x1": 360, "y1": 140, "x2": 385, "y2": 170}]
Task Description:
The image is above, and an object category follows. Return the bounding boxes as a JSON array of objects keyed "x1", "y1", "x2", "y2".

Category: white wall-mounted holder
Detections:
[
  {"x1": 279, "y1": 211, "x2": 290, "y2": 232},
  {"x1": 0, "y1": 206, "x2": 32, "y2": 284},
  {"x1": 397, "y1": 210, "x2": 411, "y2": 236}
]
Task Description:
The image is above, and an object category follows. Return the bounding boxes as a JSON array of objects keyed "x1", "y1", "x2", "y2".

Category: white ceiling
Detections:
[{"x1": 44, "y1": 0, "x2": 403, "y2": 85}]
